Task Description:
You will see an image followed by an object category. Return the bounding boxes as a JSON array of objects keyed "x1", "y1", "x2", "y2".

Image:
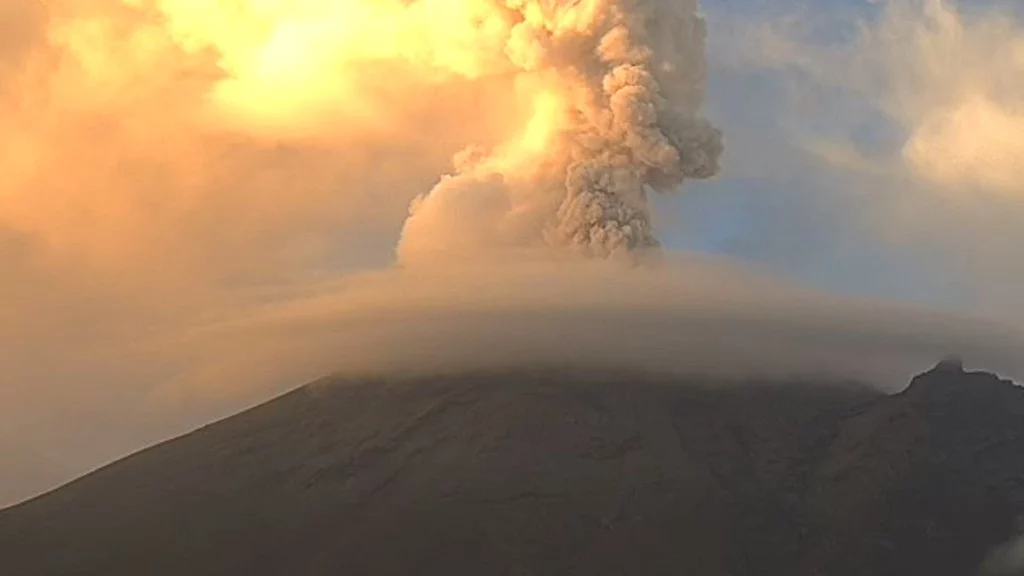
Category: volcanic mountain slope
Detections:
[{"x1": 2, "y1": 364, "x2": 1024, "y2": 576}]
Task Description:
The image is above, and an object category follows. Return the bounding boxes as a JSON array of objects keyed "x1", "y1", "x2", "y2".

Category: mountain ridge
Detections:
[{"x1": 1, "y1": 364, "x2": 1022, "y2": 575}]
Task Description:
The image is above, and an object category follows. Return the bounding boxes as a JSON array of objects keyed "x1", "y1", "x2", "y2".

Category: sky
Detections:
[
  {"x1": 2, "y1": 0, "x2": 1024, "y2": 507},
  {"x1": 673, "y1": 0, "x2": 1024, "y2": 310}
]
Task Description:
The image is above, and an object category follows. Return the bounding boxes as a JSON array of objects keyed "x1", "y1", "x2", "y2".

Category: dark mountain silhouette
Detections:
[{"x1": 2, "y1": 363, "x2": 1024, "y2": 576}]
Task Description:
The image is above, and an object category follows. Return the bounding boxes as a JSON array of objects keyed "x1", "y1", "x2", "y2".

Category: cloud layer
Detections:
[{"x1": 711, "y1": 0, "x2": 1024, "y2": 319}]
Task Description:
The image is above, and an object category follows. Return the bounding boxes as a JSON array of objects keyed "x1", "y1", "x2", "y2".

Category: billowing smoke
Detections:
[{"x1": 398, "y1": 0, "x2": 723, "y2": 262}]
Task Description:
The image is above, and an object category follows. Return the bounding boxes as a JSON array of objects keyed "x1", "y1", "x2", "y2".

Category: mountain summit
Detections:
[{"x1": 2, "y1": 365, "x2": 1022, "y2": 576}]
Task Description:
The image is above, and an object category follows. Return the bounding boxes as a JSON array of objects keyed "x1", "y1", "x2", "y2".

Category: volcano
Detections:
[{"x1": 2, "y1": 363, "x2": 1024, "y2": 576}]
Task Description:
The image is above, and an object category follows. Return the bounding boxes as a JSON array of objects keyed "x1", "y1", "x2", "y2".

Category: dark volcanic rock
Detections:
[{"x1": 1, "y1": 365, "x2": 1023, "y2": 576}]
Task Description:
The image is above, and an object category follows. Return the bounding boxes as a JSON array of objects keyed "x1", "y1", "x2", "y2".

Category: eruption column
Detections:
[{"x1": 397, "y1": 0, "x2": 723, "y2": 263}]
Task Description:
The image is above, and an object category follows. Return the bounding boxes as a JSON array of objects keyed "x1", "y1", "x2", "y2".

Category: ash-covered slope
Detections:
[{"x1": 1, "y1": 364, "x2": 1023, "y2": 576}]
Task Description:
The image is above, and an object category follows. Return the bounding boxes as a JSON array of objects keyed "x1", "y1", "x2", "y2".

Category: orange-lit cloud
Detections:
[{"x1": 0, "y1": 0, "x2": 531, "y2": 276}]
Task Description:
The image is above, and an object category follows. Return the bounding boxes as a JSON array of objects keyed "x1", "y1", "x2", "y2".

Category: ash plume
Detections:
[{"x1": 397, "y1": 0, "x2": 723, "y2": 262}]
